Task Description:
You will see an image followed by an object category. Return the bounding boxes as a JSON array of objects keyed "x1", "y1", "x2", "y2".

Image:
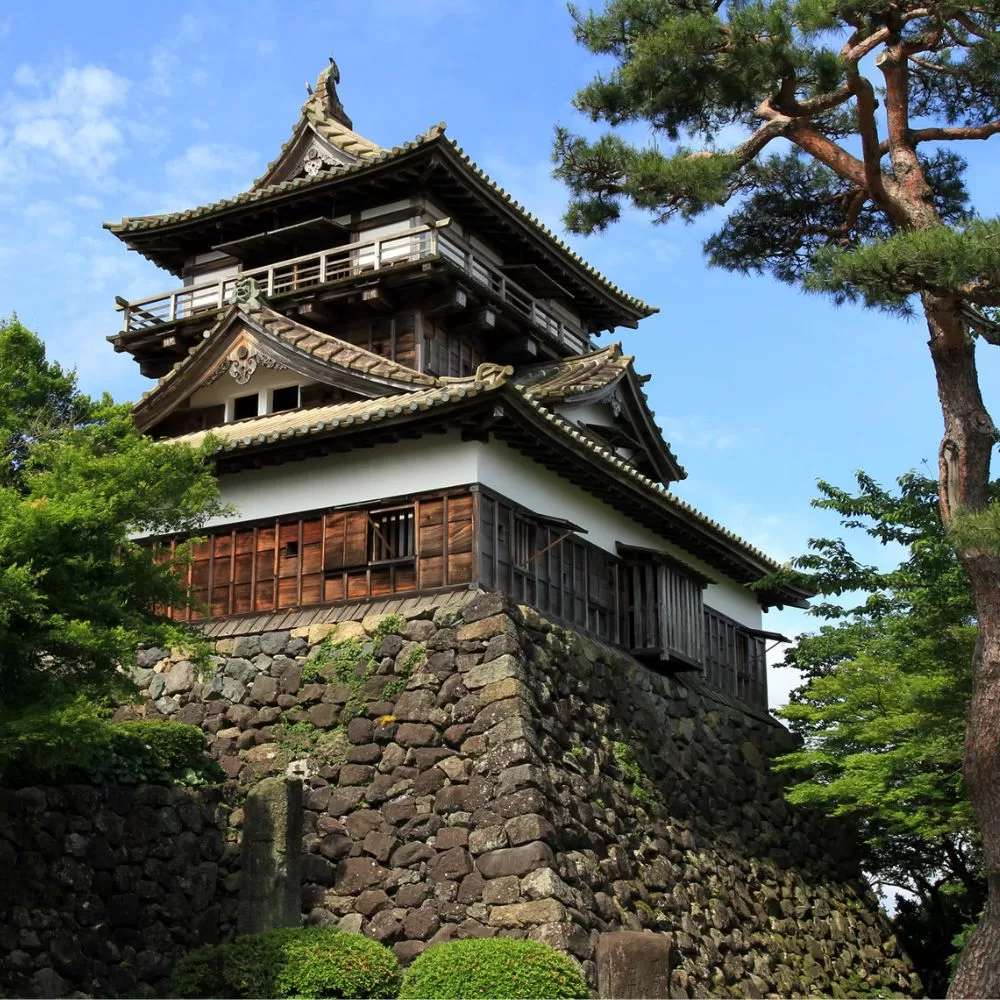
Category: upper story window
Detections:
[
  {"x1": 232, "y1": 392, "x2": 259, "y2": 420},
  {"x1": 617, "y1": 544, "x2": 707, "y2": 667},
  {"x1": 368, "y1": 507, "x2": 416, "y2": 564},
  {"x1": 271, "y1": 385, "x2": 300, "y2": 413}
]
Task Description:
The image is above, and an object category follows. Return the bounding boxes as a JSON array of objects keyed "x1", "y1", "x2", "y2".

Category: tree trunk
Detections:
[{"x1": 928, "y1": 294, "x2": 1000, "y2": 999}]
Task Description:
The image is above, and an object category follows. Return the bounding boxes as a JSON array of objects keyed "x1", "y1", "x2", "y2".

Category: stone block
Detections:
[
  {"x1": 504, "y1": 813, "x2": 555, "y2": 847},
  {"x1": 334, "y1": 857, "x2": 388, "y2": 894},
  {"x1": 468, "y1": 826, "x2": 508, "y2": 856},
  {"x1": 326, "y1": 788, "x2": 363, "y2": 817},
  {"x1": 476, "y1": 841, "x2": 554, "y2": 879},
  {"x1": 456, "y1": 614, "x2": 516, "y2": 643},
  {"x1": 482, "y1": 875, "x2": 521, "y2": 905},
  {"x1": 462, "y1": 591, "x2": 508, "y2": 623},
  {"x1": 260, "y1": 630, "x2": 291, "y2": 655},
  {"x1": 463, "y1": 655, "x2": 524, "y2": 690},
  {"x1": 390, "y1": 842, "x2": 435, "y2": 867},
  {"x1": 521, "y1": 867, "x2": 575, "y2": 905},
  {"x1": 434, "y1": 827, "x2": 469, "y2": 850},
  {"x1": 403, "y1": 906, "x2": 442, "y2": 941},
  {"x1": 488, "y1": 898, "x2": 566, "y2": 927},
  {"x1": 396, "y1": 723, "x2": 440, "y2": 747},
  {"x1": 597, "y1": 931, "x2": 673, "y2": 1000},
  {"x1": 427, "y1": 846, "x2": 473, "y2": 881},
  {"x1": 249, "y1": 674, "x2": 280, "y2": 705}
]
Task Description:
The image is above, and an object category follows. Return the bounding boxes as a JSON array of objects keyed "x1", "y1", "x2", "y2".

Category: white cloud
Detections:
[
  {"x1": 155, "y1": 141, "x2": 259, "y2": 212},
  {"x1": 12, "y1": 64, "x2": 37, "y2": 87},
  {"x1": 1, "y1": 63, "x2": 130, "y2": 182}
]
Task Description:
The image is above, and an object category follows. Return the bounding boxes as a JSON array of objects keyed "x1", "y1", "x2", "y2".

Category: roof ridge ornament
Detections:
[
  {"x1": 319, "y1": 57, "x2": 352, "y2": 130},
  {"x1": 232, "y1": 275, "x2": 263, "y2": 312}
]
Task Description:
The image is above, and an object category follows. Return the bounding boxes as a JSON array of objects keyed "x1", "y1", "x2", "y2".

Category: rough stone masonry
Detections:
[{"x1": 2, "y1": 590, "x2": 920, "y2": 998}]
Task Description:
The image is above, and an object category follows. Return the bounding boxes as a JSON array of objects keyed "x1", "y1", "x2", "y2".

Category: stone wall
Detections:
[
  {"x1": 0, "y1": 783, "x2": 238, "y2": 998},
  {"x1": 118, "y1": 590, "x2": 918, "y2": 998}
]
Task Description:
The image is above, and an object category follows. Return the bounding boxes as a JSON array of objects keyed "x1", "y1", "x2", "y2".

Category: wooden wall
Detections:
[{"x1": 162, "y1": 487, "x2": 474, "y2": 621}]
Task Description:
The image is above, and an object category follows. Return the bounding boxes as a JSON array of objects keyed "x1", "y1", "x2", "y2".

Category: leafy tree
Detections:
[
  {"x1": 773, "y1": 470, "x2": 985, "y2": 995},
  {"x1": 0, "y1": 317, "x2": 225, "y2": 775},
  {"x1": 554, "y1": 4, "x2": 1000, "y2": 992}
]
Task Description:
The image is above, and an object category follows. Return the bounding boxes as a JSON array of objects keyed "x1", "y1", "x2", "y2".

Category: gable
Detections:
[{"x1": 134, "y1": 299, "x2": 438, "y2": 436}]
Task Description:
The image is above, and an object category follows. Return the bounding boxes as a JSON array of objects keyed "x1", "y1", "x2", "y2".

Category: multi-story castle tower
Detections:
[{"x1": 107, "y1": 63, "x2": 807, "y2": 711}]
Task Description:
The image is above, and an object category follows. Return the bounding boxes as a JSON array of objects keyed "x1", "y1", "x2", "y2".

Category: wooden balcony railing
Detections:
[{"x1": 115, "y1": 220, "x2": 589, "y2": 352}]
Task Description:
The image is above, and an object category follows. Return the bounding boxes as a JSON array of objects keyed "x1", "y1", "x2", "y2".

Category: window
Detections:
[
  {"x1": 232, "y1": 392, "x2": 259, "y2": 420},
  {"x1": 512, "y1": 518, "x2": 534, "y2": 569},
  {"x1": 703, "y1": 609, "x2": 768, "y2": 709},
  {"x1": 618, "y1": 545, "x2": 705, "y2": 666},
  {"x1": 271, "y1": 385, "x2": 300, "y2": 413},
  {"x1": 284, "y1": 540, "x2": 299, "y2": 558},
  {"x1": 368, "y1": 507, "x2": 415, "y2": 563}
]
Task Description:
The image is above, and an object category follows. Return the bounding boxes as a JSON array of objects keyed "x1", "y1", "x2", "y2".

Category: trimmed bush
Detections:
[
  {"x1": 398, "y1": 938, "x2": 589, "y2": 999},
  {"x1": 170, "y1": 943, "x2": 224, "y2": 998},
  {"x1": 170, "y1": 927, "x2": 401, "y2": 999}
]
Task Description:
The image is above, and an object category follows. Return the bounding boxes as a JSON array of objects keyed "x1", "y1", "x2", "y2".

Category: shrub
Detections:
[
  {"x1": 89, "y1": 720, "x2": 223, "y2": 785},
  {"x1": 170, "y1": 943, "x2": 224, "y2": 998},
  {"x1": 2, "y1": 716, "x2": 222, "y2": 787},
  {"x1": 171, "y1": 927, "x2": 401, "y2": 999},
  {"x1": 399, "y1": 938, "x2": 589, "y2": 999}
]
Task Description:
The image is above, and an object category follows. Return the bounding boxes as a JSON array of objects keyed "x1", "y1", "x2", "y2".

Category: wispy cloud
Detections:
[
  {"x1": 0, "y1": 63, "x2": 130, "y2": 183},
  {"x1": 660, "y1": 415, "x2": 740, "y2": 452}
]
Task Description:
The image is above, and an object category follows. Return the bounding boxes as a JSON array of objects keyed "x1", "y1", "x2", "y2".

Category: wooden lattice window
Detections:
[{"x1": 368, "y1": 507, "x2": 416, "y2": 564}]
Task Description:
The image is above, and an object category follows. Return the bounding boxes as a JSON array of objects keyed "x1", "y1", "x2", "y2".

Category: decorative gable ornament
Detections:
[{"x1": 205, "y1": 334, "x2": 288, "y2": 387}]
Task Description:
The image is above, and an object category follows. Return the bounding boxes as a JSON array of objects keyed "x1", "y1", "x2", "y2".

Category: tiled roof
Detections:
[
  {"x1": 169, "y1": 367, "x2": 506, "y2": 452},
  {"x1": 251, "y1": 67, "x2": 387, "y2": 188},
  {"x1": 104, "y1": 97, "x2": 652, "y2": 317},
  {"x1": 254, "y1": 305, "x2": 437, "y2": 387},
  {"x1": 104, "y1": 126, "x2": 444, "y2": 235},
  {"x1": 133, "y1": 302, "x2": 438, "y2": 420},
  {"x1": 514, "y1": 393, "x2": 782, "y2": 573},
  {"x1": 514, "y1": 343, "x2": 631, "y2": 401}
]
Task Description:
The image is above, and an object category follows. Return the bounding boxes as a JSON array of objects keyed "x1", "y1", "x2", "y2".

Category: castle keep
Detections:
[
  {"x1": 0, "y1": 65, "x2": 917, "y2": 999},
  {"x1": 106, "y1": 62, "x2": 811, "y2": 710}
]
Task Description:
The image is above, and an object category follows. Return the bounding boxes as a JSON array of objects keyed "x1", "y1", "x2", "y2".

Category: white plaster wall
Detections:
[
  {"x1": 189, "y1": 367, "x2": 302, "y2": 411},
  {"x1": 200, "y1": 431, "x2": 763, "y2": 629},
  {"x1": 556, "y1": 401, "x2": 615, "y2": 427},
  {"x1": 472, "y1": 440, "x2": 762, "y2": 629},
  {"x1": 207, "y1": 432, "x2": 480, "y2": 528}
]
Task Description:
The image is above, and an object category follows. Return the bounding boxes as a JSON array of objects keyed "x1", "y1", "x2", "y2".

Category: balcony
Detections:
[{"x1": 115, "y1": 220, "x2": 589, "y2": 354}]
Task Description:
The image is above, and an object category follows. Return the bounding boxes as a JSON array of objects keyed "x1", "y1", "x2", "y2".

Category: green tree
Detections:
[
  {"x1": 0, "y1": 317, "x2": 225, "y2": 774},
  {"x1": 553, "y1": 5, "x2": 1000, "y2": 992},
  {"x1": 773, "y1": 470, "x2": 985, "y2": 995}
]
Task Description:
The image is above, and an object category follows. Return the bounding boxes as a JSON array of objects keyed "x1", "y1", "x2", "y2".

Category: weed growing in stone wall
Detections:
[
  {"x1": 609, "y1": 739, "x2": 652, "y2": 807},
  {"x1": 272, "y1": 721, "x2": 349, "y2": 766},
  {"x1": 300, "y1": 616, "x2": 424, "y2": 722}
]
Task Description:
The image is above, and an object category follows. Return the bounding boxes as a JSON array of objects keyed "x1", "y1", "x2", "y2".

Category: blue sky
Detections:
[{"x1": 2, "y1": 0, "x2": 997, "y2": 707}]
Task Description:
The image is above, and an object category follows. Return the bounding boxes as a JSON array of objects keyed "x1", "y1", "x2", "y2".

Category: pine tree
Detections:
[{"x1": 553, "y1": 5, "x2": 1000, "y2": 993}]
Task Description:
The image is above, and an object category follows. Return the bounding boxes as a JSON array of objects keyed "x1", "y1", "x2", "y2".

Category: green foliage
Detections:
[
  {"x1": 303, "y1": 618, "x2": 413, "y2": 721},
  {"x1": 273, "y1": 720, "x2": 349, "y2": 766},
  {"x1": 0, "y1": 318, "x2": 226, "y2": 778},
  {"x1": 2, "y1": 716, "x2": 221, "y2": 787},
  {"x1": 610, "y1": 739, "x2": 652, "y2": 807},
  {"x1": 170, "y1": 943, "x2": 224, "y2": 999},
  {"x1": 171, "y1": 927, "x2": 401, "y2": 999},
  {"x1": 554, "y1": 3, "x2": 1000, "y2": 313},
  {"x1": 768, "y1": 470, "x2": 986, "y2": 991},
  {"x1": 398, "y1": 938, "x2": 589, "y2": 1000}
]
